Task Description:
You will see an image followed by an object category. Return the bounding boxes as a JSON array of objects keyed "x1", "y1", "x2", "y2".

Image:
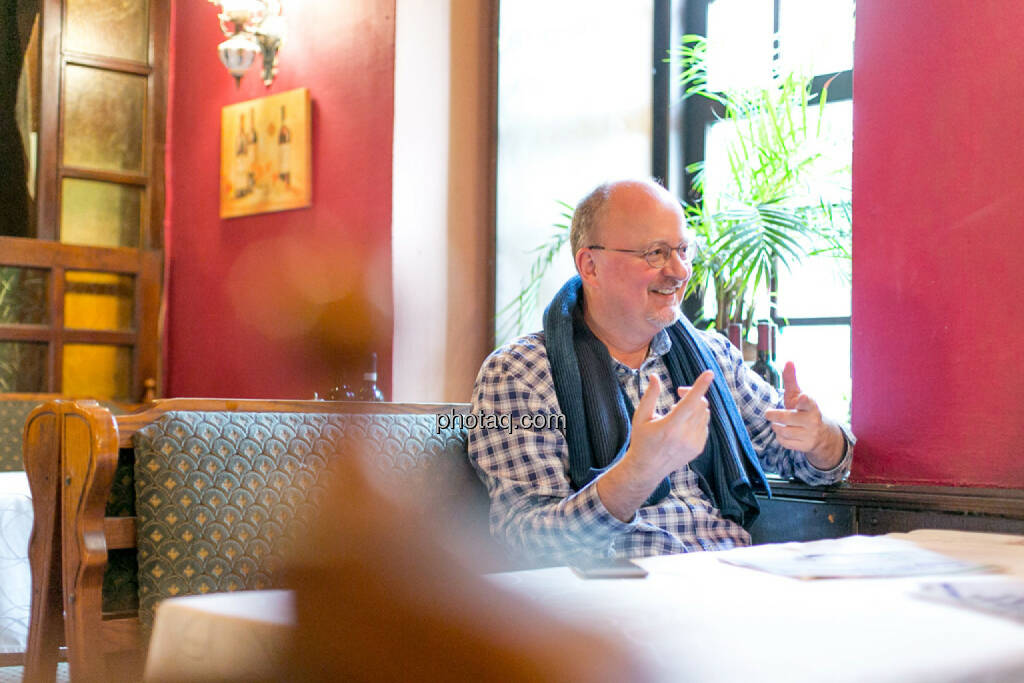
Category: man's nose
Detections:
[{"x1": 663, "y1": 249, "x2": 692, "y2": 279}]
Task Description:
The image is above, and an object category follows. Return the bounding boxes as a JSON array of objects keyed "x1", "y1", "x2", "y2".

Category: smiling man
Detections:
[{"x1": 469, "y1": 179, "x2": 853, "y2": 566}]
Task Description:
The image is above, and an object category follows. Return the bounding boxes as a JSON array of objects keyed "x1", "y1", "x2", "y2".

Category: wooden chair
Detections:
[
  {"x1": 23, "y1": 398, "x2": 486, "y2": 682},
  {"x1": 0, "y1": 393, "x2": 141, "y2": 670}
]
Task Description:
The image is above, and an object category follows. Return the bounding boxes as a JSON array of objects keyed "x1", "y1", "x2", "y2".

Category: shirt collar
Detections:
[
  {"x1": 650, "y1": 328, "x2": 672, "y2": 357},
  {"x1": 611, "y1": 328, "x2": 672, "y2": 375}
]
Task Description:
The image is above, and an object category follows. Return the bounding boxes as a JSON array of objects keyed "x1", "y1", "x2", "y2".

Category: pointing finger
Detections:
[
  {"x1": 679, "y1": 370, "x2": 714, "y2": 408},
  {"x1": 782, "y1": 361, "x2": 802, "y2": 409},
  {"x1": 634, "y1": 373, "x2": 662, "y2": 424}
]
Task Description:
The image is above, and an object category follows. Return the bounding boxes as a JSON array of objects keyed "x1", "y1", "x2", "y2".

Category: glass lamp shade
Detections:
[{"x1": 218, "y1": 33, "x2": 259, "y2": 83}]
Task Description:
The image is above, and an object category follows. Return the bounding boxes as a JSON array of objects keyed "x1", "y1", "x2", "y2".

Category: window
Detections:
[
  {"x1": 494, "y1": 0, "x2": 655, "y2": 343},
  {"x1": 493, "y1": 1, "x2": 853, "y2": 422},
  {"x1": 668, "y1": 0, "x2": 854, "y2": 418}
]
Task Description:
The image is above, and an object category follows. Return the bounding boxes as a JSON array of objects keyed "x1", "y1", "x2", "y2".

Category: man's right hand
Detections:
[
  {"x1": 596, "y1": 371, "x2": 714, "y2": 522},
  {"x1": 627, "y1": 370, "x2": 714, "y2": 483}
]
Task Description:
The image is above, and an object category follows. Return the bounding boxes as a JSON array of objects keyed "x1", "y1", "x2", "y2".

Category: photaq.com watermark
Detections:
[{"x1": 436, "y1": 409, "x2": 566, "y2": 436}]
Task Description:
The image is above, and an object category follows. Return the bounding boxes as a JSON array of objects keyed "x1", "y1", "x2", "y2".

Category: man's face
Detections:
[{"x1": 585, "y1": 184, "x2": 693, "y2": 343}]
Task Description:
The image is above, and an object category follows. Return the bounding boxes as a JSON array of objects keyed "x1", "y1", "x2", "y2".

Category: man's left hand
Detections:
[{"x1": 764, "y1": 362, "x2": 845, "y2": 470}]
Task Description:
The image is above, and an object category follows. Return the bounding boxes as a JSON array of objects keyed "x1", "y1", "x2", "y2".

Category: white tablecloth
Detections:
[
  {"x1": 0, "y1": 471, "x2": 32, "y2": 654},
  {"x1": 490, "y1": 530, "x2": 1024, "y2": 683},
  {"x1": 143, "y1": 530, "x2": 1024, "y2": 682}
]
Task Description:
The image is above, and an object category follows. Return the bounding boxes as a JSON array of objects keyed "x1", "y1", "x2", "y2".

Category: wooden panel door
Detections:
[{"x1": 0, "y1": 0, "x2": 168, "y2": 400}]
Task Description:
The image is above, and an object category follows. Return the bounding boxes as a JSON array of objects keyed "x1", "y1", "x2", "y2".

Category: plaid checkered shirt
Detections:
[{"x1": 468, "y1": 327, "x2": 853, "y2": 565}]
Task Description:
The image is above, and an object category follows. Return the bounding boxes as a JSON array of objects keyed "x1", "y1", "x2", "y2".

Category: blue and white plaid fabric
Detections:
[{"x1": 468, "y1": 327, "x2": 852, "y2": 565}]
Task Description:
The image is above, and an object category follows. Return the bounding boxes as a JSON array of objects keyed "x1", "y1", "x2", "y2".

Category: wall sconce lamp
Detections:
[{"x1": 209, "y1": 0, "x2": 285, "y2": 87}]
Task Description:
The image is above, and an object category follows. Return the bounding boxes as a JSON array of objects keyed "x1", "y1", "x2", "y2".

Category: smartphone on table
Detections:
[{"x1": 570, "y1": 557, "x2": 649, "y2": 579}]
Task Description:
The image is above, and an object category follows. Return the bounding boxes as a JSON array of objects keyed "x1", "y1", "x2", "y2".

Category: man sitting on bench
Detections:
[{"x1": 468, "y1": 179, "x2": 854, "y2": 566}]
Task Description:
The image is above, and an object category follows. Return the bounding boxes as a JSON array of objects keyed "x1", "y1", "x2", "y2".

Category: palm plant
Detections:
[{"x1": 676, "y1": 34, "x2": 851, "y2": 333}]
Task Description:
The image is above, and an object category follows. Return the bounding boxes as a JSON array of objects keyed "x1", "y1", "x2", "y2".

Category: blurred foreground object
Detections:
[
  {"x1": 286, "y1": 446, "x2": 651, "y2": 682},
  {"x1": 145, "y1": 590, "x2": 294, "y2": 682}
]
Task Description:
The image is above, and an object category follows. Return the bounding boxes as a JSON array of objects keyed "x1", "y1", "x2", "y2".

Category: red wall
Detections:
[
  {"x1": 164, "y1": 0, "x2": 395, "y2": 399},
  {"x1": 851, "y1": 1, "x2": 1024, "y2": 486}
]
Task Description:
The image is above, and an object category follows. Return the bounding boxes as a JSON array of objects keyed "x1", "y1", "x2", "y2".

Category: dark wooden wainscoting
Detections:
[{"x1": 749, "y1": 480, "x2": 1024, "y2": 545}]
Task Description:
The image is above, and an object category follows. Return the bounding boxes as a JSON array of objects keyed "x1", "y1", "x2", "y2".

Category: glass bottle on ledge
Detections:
[
  {"x1": 726, "y1": 322, "x2": 743, "y2": 352},
  {"x1": 325, "y1": 375, "x2": 357, "y2": 401},
  {"x1": 356, "y1": 352, "x2": 385, "y2": 402},
  {"x1": 751, "y1": 320, "x2": 781, "y2": 390}
]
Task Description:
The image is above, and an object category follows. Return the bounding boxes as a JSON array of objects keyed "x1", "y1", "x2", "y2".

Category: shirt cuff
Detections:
[
  {"x1": 805, "y1": 422, "x2": 855, "y2": 478},
  {"x1": 573, "y1": 476, "x2": 641, "y2": 538}
]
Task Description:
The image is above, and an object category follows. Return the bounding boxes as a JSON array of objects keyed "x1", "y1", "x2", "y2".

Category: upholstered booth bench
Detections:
[{"x1": 22, "y1": 399, "x2": 486, "y2": 682}]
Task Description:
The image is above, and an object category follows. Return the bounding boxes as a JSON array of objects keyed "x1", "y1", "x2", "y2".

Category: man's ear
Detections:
[{"x1": 576, "y1": 248, "x2": 598, "y2": 285}]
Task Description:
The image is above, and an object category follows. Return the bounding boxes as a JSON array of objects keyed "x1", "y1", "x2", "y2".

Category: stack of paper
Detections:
[{"x1": 719, "y1": 535, "x2": 996, "y2": 580}]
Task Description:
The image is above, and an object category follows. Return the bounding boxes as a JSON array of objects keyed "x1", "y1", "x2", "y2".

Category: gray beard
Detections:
[{"x1": 645, "y1": 304, "x2": 681, "y2": 330}]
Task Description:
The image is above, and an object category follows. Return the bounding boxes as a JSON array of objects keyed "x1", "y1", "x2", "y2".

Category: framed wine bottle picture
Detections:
[{"x1": 219, "y1": 87, "x2": 312, "y2": 218}]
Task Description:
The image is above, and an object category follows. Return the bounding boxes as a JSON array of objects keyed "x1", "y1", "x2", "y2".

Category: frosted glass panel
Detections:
[
  {"x1": 63, "y1": 65, "x2": 145, "y2": 173},
  {"x1": 0, "y1": 342, "x2": 47, "y2": 393},
  {"x1": 65, "y1": 0, "x2": 149, "y2": 63},
  {"x1": 64, "y1": 271, "x2": 135, "y2": 331},
  {"x1": 496, "y1": 0, "x2": 653, "y2": 342},
  {"x1": 61, "y1": 178, "x2": 142, "y2": 248},
  {"x1": 0, "y1": 266, "x2": 48, "y2": 324},
  {"x1": 63, "y1": 344, "x2": 132, "y2": 400}
]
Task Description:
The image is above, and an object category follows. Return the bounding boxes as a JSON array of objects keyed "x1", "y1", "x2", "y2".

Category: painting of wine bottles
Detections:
[{"x1": 219, "y1": 87, "x2": 311, "y2": 218}]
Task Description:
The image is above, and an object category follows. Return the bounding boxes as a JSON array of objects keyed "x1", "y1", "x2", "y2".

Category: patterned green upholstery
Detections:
[
  {"x1": 0, "y1": 399, "x2": 42, "y2": 471},
  {"x1": 102, "y1": 549, "x2": 140, "y2": 613},
  {"x1": 131, "y1": 410, "x2": 482, "y2": 629},
  {"x1": 106, "y1": 447, "x2": 137, "y2": 517},
  {"x1": 101, "y1": 448, "x2": 141, "y2": 612},
  {"x1": 101, "y1": 403, "x2": 141, "y2": 517}
]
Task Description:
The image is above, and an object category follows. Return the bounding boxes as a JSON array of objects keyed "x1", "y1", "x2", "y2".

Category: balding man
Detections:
[{"x1": 468, "y1": 179, "x2": 853, "y2": 566}]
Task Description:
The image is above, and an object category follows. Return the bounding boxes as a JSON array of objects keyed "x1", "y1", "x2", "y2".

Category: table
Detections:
[
  {"x1": 143, "y1": 530, "x2": 1024, "y2": 682},
  {"x1": 490, "y1": 529, "x2": 1024, "y2": 682}
]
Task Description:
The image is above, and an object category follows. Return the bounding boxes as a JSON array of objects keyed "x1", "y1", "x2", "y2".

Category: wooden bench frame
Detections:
[
  {"x1": 23, "y1": 398, "x2": 469, "y2": 682},
  {"x1": 1, "y1": 393, "x2": 145, "y2": 670}
]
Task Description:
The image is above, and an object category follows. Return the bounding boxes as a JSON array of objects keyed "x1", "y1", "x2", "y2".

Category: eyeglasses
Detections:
[{"x1": 587, "y1": 241, "x2": 697, "y2": 269}]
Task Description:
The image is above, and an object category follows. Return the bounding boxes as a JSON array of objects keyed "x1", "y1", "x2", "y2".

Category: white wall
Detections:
[
  {"x1": 392, "y1": 0, "x2": 451, "y2": 402},
  {"x1": 392, "y1": 0, "x2": 492, "y2": 403}
]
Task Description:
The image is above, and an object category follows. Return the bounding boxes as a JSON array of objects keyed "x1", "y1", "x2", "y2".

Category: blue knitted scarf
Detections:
[{"x1": 542, "y1": 275, "x2": 769, "y2": 528}]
